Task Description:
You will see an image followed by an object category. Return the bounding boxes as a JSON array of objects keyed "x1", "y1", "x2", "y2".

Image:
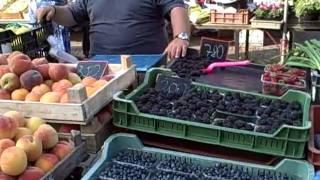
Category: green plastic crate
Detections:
[
  {"x1": 82, "y1": 133, "x2": 314, "y2": 180},
  {"x1": 112, "y1": 68, "x2": 311, "y2": 158}
]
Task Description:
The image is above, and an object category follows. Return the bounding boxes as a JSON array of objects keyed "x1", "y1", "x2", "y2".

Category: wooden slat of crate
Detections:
[
  {"x1": 58, "y1": 115, "x2": 113, "y2": 153},
  {"x1": 0, "y1": 64, "x2": 136, "y2": 125},
  {"x1": 250, "y1": 17, "x2": 283, "y2": 30},
  {"x1": 0, "y1": 12, "x2": 24, "y2": 19}
]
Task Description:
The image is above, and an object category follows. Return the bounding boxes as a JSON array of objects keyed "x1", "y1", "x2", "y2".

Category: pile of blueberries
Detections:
[
  {"x1": 135, "y1": 87, "x2": 223, "y2": 124},
  {"x1": 135, "y1": 86, "x2": 303, "y2": 134},
  {"x1": 169, "y1": 57, "x2": 212, "y2": 80},
  {"x1": 96, "y1": 149, "x2": 293, "y2": 180}
]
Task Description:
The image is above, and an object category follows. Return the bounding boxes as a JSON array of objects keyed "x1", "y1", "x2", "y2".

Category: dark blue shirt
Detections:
[{"x1": 69, "y1": 0, "x2": 184, "y2": 56}]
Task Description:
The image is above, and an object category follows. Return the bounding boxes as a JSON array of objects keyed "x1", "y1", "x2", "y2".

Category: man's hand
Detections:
[
  {"x1": 36, "y1": 6, "x2": 56, "y2": 22},
  {"x1": 165, "y1": 38, "x2": 189, "y2": 59}
]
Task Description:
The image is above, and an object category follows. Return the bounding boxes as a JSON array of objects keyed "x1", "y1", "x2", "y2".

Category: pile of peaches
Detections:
[
  {"x1": 0, "y1": 111, "x2": 74, "y2": 180},
  {"x1": 0, "y1": 52, "x2": 113, "y2": 103}
]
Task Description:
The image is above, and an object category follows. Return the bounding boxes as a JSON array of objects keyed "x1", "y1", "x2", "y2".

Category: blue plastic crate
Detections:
[
  {"x1": 82, "y1": 133, "x2": 314, "y2": 180},
  {"x1": 92, "y1": 54, "x2": 165, "y2": 72}
]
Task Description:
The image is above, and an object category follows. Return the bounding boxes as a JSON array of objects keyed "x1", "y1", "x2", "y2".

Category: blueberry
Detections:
[{"x1": 98, "y1": 163, "x2": 148, "y2": 180}]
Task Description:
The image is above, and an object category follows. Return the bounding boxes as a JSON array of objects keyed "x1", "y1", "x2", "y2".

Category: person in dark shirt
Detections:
[{"x1": 37, "y1": 0, "x2": 190, "y2": 59}]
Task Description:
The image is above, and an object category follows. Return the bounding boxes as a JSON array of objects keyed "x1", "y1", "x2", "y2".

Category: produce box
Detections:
[
  {"x1": 210, "y1": 9, "x2": 250, "y2": 25},
  {"x1": 250, "y1": 17, "x2": 283, "y2": 30},
  {"x1": 113, "y1": 68, "x2": 311, "y2": 158},
  {"x1": 308, "y1": 105, "x2": 320, "y2": 170},
  {"x1": 0, "y1": 53, "x2": 136, "y2": 124},
  {"x1": 82, "y1": 133, "x2": 314, "y2": 180},
  {"x1": 0, "y1": 22, "x2": 52, "y2": 59}
]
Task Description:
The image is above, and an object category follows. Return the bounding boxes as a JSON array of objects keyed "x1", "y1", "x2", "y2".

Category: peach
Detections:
[
  {"x1": 32, "y1": 58, "x2": 48, "y2": 66},
  {"x1": 60, "y1": 93, "x2": 68, "y2": 103},
  {"x1": 20, "y1": 70, "x2": 43, "y2": 91},
  {"x1": 14, "y1": 128, "x2": 33, "y2": 141},
  {"x1": 48, "y1": 64, "x2": 69, "y2": 81},
  {"x1": 0, "y1": 146, "x2": 27, "y2": 176},
  {"x1": 85, "y1": 86, "x2": 96, "y2": 97},
  {"x1": 32, "y1": 84, "x2": 51, "y2": 96},
  {"x1": 0, "y1": 115, "x2": 18, "y2": 139},
  {"x1": 81, "y1": 77, "x2": 97, "y2": 86},
  {"x1": 92, "y1": 79, "x2": 108, "y2": 89},
  {"x1": 0, "y1": 139, "x2": 15, "y2": 156},
  {"x1": 18, "y1": 166, "x2": 45, "y2": 180},
  {"x1": 0, "y1": 53, "x2": 9, "y2": 65},
  {"x1": 25, "y1": 92, "x2": 41, "y2": 102},
  {"x1": 44, "y1": 80, "x2": 53, "y2": 88},
  {"x1": 58, "y1": 124, "x2": 80, "y2": 133},
  {"x1": 0, "y1": 89, "x2": 11, "y2": 100},
  {"x1": 7, "y1": 54, "x2": 32, "y2": 75},
  {"x1": 40, "y1": 92, "x2": 61, "y2": 103},
  {"x1": 11, "y1": 88, "x2": 29, "y2": 101},
  {"x1": 0, "y1": 65, "x2": 10, "y2": 79},
  {"x1": 52, "y1": 79, "x2": 73, "y2": 94},
  {"x1": 35, "y1": 153, "x2": 59, "y2": 173},
  {"x1": 34, "y1": 124, "x2": 58, "y2": 149},
  {"x1": 0, "y1": 171, "x2": 15, "y2": 180},
  {"x1": 3, "y1": 111, "x2": 26, "y2": 127},
  {"x1": 68, "y1": 73, "x2": 81, "y2": 85},
  {"x1": 51, "y1": 141, "x2": 74, "y2": 160},
  {"x1": 7, "y1": 51, "x2": 23, "y2": 61},
  {"x1": 16, "y1": 135, "x2": 42, "y2": 162},
  {"x1": 26, "y1": 117, "x2": 45, "y2": 133},
  {"x1": 0, "y1": 73, "x2": 20, "y2": 91},
  {"x1": 34, "y1": 64, "x2": 49, "y2": 80}
]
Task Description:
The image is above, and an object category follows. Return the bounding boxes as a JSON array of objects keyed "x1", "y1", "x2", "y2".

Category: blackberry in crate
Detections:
[
  {"x1": 203, "y1": 163, "x2": 252, "y2": 180},
  {"x1": 170, "y1": 58, "x2": 211, "y2": 79},
  {"x1": 150, "y1": 171, "x2": 198, "y2": 180},
  {"x1": 97, "y1": 163, "x2": 149, "y2": 180},
  {"x1": 158, "y1": 157, "x2": 202, "y2": 176},
  {"x1": 220, "y1": 93, "x2": 259, "y2": 116},
  {"x1": 112, "y1": 149, "x2": 158, "y2": 168}
]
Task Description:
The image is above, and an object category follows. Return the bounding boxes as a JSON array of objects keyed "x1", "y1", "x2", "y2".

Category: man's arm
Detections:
[
  {"x1": 165, "y1": 7, "x2": 190, "y2": 59},
  {"x1": 37, "y1": 6, "x2": 77, "y2": 27},
  {"x1": 170, "y1": 7, "x2": 190, "y2": 38}
]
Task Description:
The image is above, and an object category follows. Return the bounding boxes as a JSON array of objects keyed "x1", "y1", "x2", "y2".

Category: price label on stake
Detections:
[
  {"x1": 200, "y1": 37, "x2": 229, "y2": 60},
  {"x1": 155, "y1": 74, "x2": 191, "y2": 95},
  {"x1": 76, "y1": 61, "x2": 108, "y2": 79}
]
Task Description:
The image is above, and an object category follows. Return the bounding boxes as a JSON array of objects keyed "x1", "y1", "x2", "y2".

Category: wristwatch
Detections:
[{"x1": 175, "y1": 32, "x2": 190, "y2": 41}]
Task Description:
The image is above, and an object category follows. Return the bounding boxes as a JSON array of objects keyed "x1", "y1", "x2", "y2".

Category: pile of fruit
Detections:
[
  {"x1": 0, "y1": 52, "x2": 114, "y2": 103},
  {"x1": 95, "y1": 149, "x2": 293, "y2": 180},
  {"x1": 262, "y1": 64, "x2": 306, "y2": 96},
  {"x1": 134, "y1": 85, "x2": 303, "y2": 134},
  {"x1": 169, "y1": 57, "x2": 211, "y2": 80},
  {"x1": 0, "y1": 111, "x2": 74, "y2": 179}
]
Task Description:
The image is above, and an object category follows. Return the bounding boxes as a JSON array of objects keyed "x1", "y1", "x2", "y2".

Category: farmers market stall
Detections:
[{"x1": 1, "y1": 0, "x2": 320, "y2": 179}]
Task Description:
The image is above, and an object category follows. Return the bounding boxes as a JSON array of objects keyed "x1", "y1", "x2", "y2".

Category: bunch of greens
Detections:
[{"x1": 285, "y1": 39, "x2": 320, "y2": 70}]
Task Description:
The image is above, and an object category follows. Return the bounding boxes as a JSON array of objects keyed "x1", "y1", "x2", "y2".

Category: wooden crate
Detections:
[
  {"x1": 42, "y1": 131, "x2": 87, "y2": 180},
  {"x1": 250, "y1": 17, "x2": 283, "y2": 30},
  {"x1": 0, "y1": 12, "x2": 24, "y2": 19},
  {"x1": 0, "y1": 56, "x2": 136, "y2": 125},
  {"x1": 210, "y1": 9, "x2": 249, "y2": 25},
  {"x1": 58, "y1": 111, "x2": 113, "y2": 153}
]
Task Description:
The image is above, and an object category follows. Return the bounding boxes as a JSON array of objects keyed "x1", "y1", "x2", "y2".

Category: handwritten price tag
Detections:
[
  {"x1": 76, "y1": 61, "x2": 108, "y2": 79},
  {"x1": 155, "y1": 74, "x2": 191, "y2": 96},
  {"x1": 200, "y1": 37, "x2": 229, "y2": 60}
]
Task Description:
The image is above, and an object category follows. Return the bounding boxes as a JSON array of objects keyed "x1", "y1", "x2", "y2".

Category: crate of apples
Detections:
[{"x1": 0, "y1": 111, "x2": 74, "y2": 179}]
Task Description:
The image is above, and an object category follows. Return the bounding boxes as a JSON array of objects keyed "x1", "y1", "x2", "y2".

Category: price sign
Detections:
[
  {"x1": 200, "y1": 37, "x2": 229, "y2": 60},
  {"x1": 76, "y1": 61, "x2": 108, "y2": 79},
  {"x1": 155, "y1": 74, "x2": 191, "y2": 95}
]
